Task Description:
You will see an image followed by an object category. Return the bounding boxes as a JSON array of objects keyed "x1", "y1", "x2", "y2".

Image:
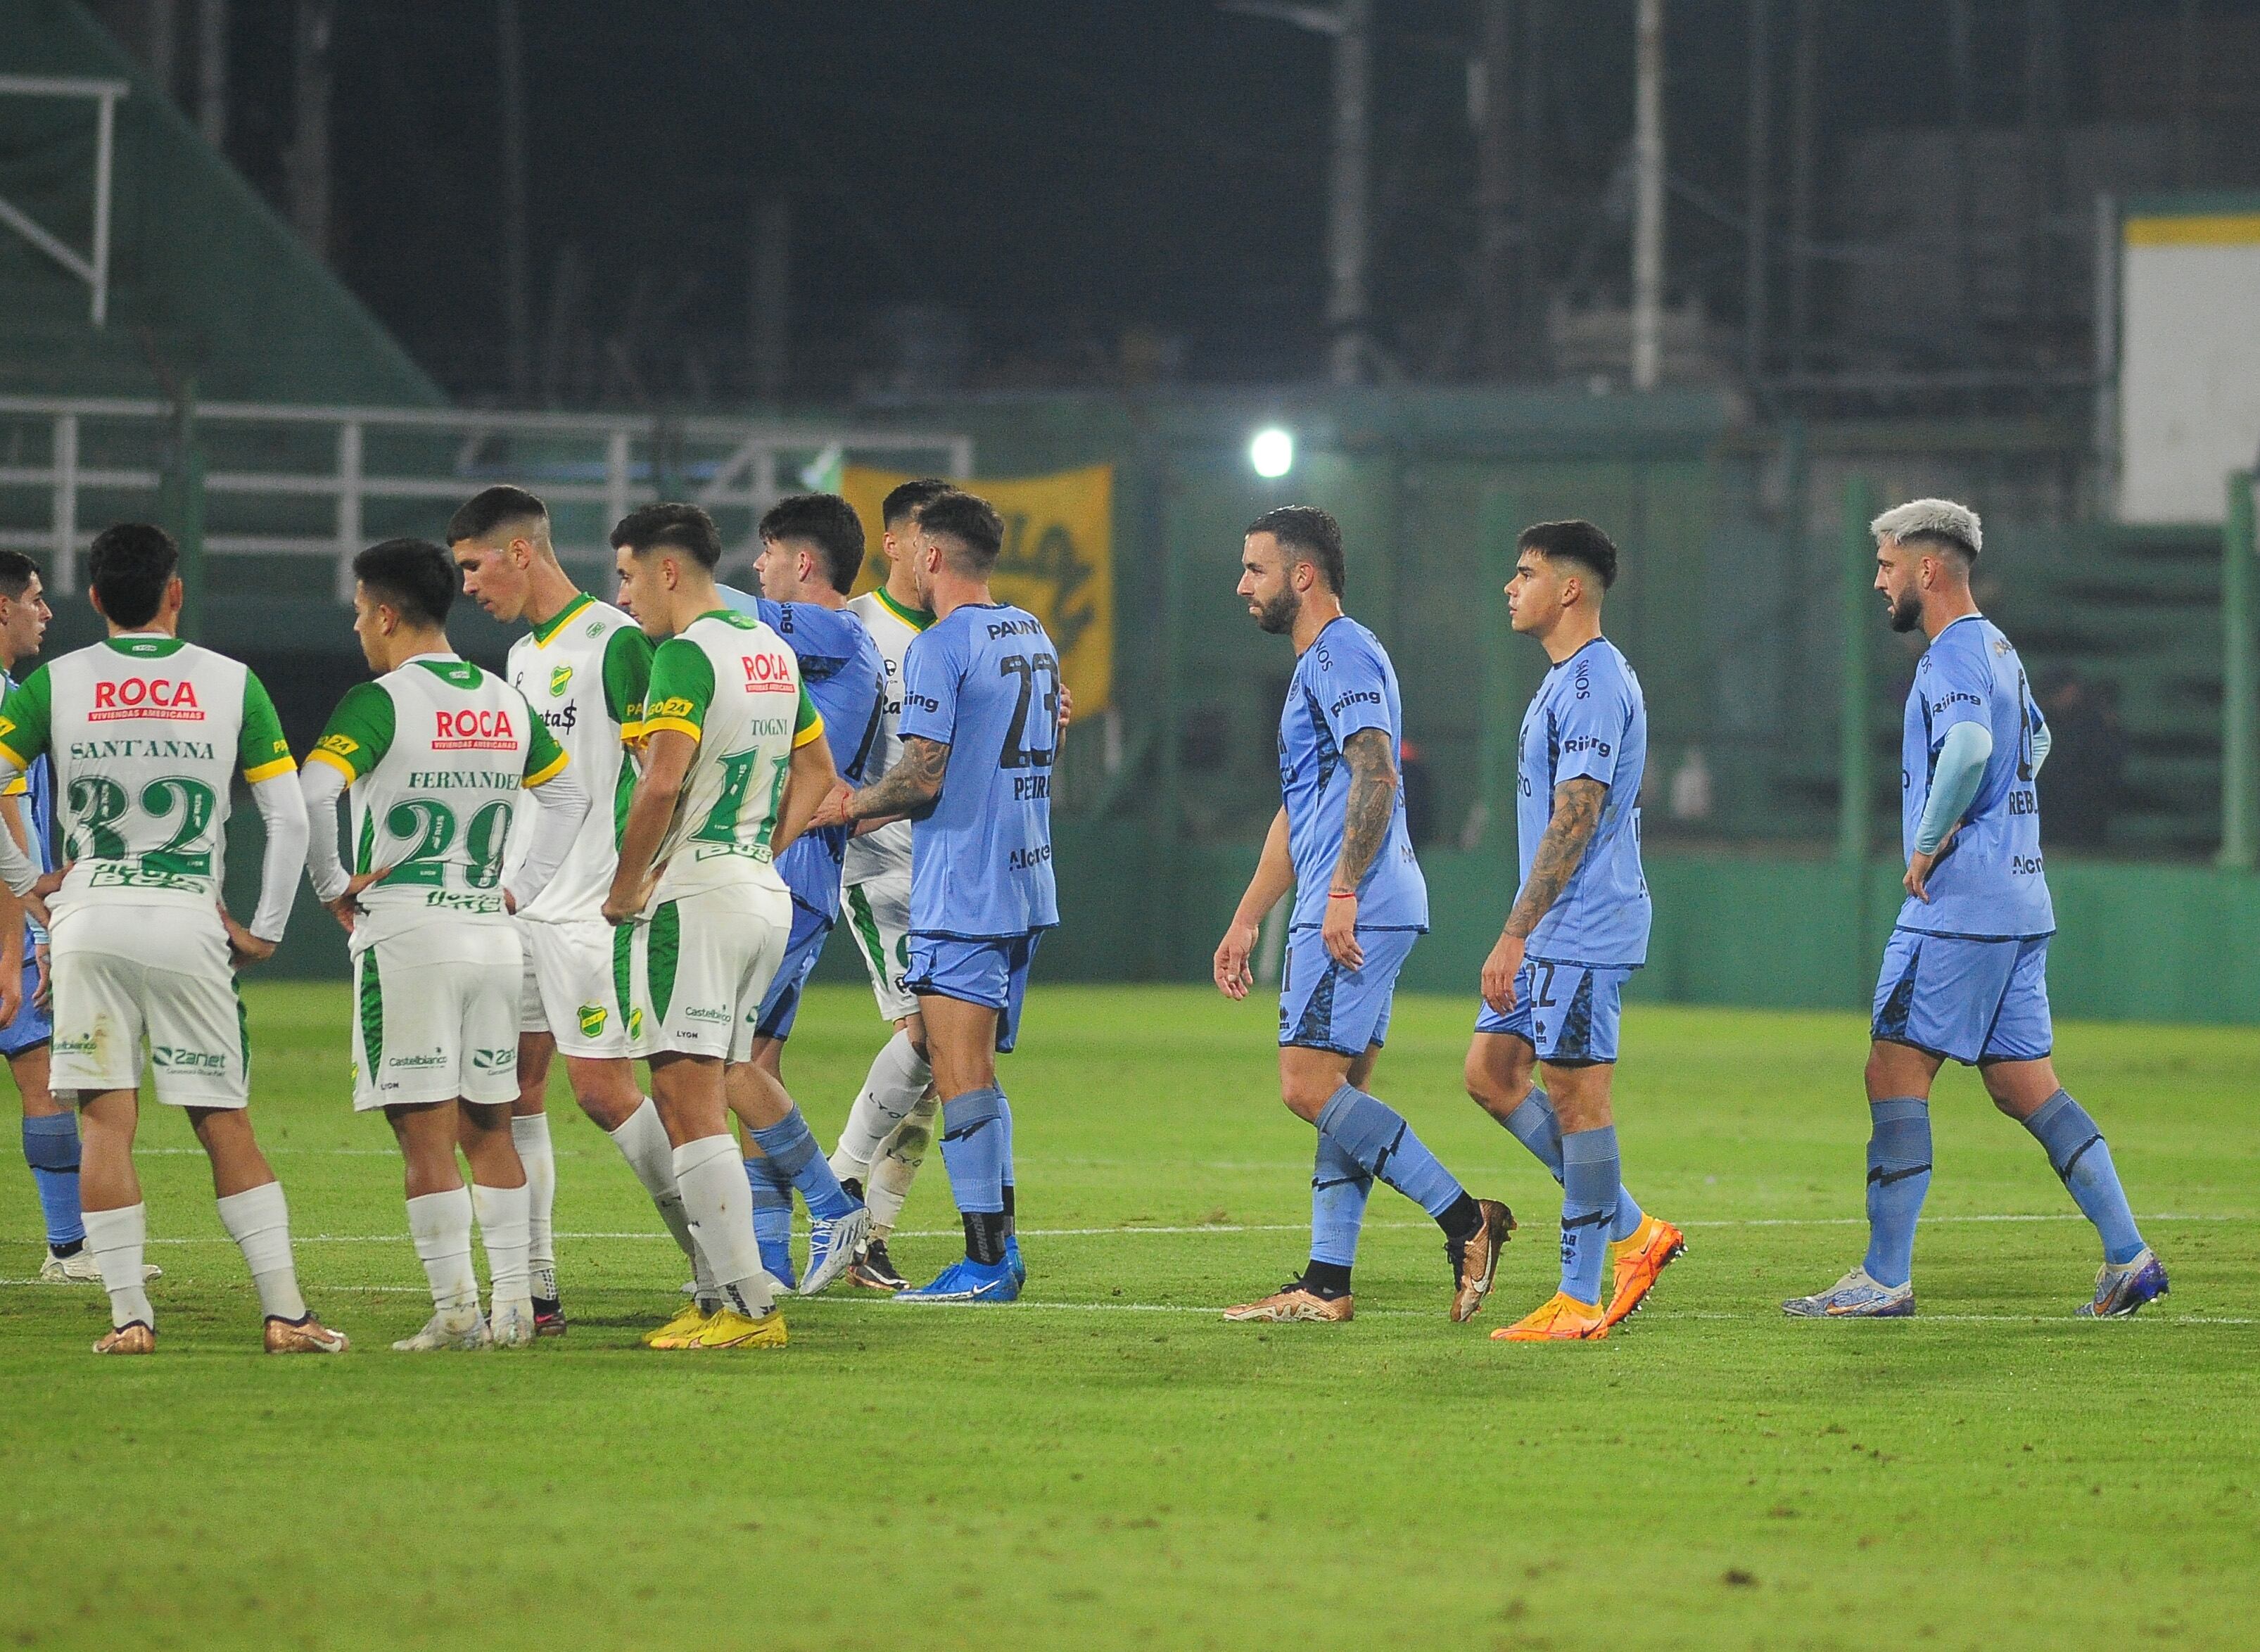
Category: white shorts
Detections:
[
  {"x1": 352, "y1": 926, "x2": 523, "y2": 1112},
  {"x1": 842, "y1": 868, "x2": 918, "y2": 1022},
  {"x1": 518, "y1": 917, "x2": 630, "y2": 1059},
  {"x1": 49, "y1": 901, "x2": 248, "y2": 1108},
  {"x1": 623, "y1": 881, "x2": 789, "y2": 1065}
]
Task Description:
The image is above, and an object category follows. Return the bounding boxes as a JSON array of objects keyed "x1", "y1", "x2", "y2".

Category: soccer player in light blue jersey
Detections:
[
  {"x1": 1214, "y1": 507, "x2": 1511, "y2": 1325},
  {"x1": 809, "y1": 488, "x2": 1057, "y2": 1302},
  {"x1": 717, "y1": 493, "x2": 887, "y2": 1295},
  {"x1": 1471, "y1": 521, "x2": 1679, "y2": 1342},
  {"x1": 1786, "y1": 499, "x2": 2166, "y2": 1321}
]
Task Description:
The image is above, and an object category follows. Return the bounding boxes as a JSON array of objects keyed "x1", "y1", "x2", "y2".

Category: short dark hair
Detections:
[
  {"x1": 1247, "y1": 505, "x2": 1345, "y2": 596},
  {"x1": 913, "y1": 489, "x2": 1005, "y2": 571},
  {"x1": 88, "y1": 523, "x2": 178, "y2": 628},
  {"x1": 758, "y1": 493, "x2": 867, "y2": 594},
  {"x1": 611, "y1": 502, "x2": 721, "y2": 570},
  {"x1": 447, "y1": 484, "x2": 549, "y2": 547},
  {"x1": 882, "y1": 478, "x2": 952, "y2": 530},
  {"x1": 1518, "y1": 519, "x2": 1619, "y2": 590},
  {"x1": 0, "y1": 551, "x2": 40, "y2": 601},
  {"x1": 353, "y1": 538, "x2": 457, "y2": 630}
]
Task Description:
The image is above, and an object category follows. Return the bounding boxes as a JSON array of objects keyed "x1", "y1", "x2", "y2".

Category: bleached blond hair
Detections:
[{"x1": 1869, "y1": 497, "x2": 1981, "y2": 560}]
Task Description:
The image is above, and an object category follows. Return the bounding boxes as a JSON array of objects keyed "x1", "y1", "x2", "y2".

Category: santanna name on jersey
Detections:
[{"x1": 68, "y1": 737, "x2": 217, "y2": 762}]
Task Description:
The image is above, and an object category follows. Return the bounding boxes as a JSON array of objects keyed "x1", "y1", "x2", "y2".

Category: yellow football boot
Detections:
[
  {"x1": 642, "y1": 1302, "x2": 714, "y2": 1349},
  {"x1": 1603, "y1": 1214, "x2": 1687, "y2": 1329},
  {"x1": 687, "y1": 1307, "x2": 788, "y2": 1349},
  {"x1": 1491, "y1": 1290, "x2": 1609, "y2": 1341}
]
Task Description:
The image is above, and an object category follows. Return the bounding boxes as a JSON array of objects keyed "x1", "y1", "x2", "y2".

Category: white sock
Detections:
[
  {"x1": 511, "y1": 1112, "x2": 557, "y2": 1299},
  {"x1": 865, "y1": 1089, "x2": 938, "y2": 1240},
  {"x1": 671, "y1": 1134, "x2": 774, "y2": 1318},
  {"x1": 471, "y1": 1183, "x2": 533, "y2": 1311},
  {"x1": 216, "y1": 1181, "x2": 307, "y2": 1322},
  {"x1": 830, "y1": 1030, "x2": 932, "y2": 1182},
  {"x1": 608, "y1": 1097, "x2": 699, "y2": 1264},
  {"x1": 406, "y1": 1187, "x2": 479, "y2": 1319},
  {"x1": 84, "y1": 1202, "x2": 153, "y2": 1330}
]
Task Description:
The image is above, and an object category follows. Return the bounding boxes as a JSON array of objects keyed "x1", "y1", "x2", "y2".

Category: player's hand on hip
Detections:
[
  {"x1": 1482, "y1": 933, "x2": 1525, "y2": 1015},
  {"x1": 218, "y1": 904, "x2": 276, "y2": 970},
  {"x1": 32, "y1": 943, "x2": 49, "y2": 1010},
  {"x1": 1905, "y1": 825, "x2": 1958, "y2": 902},
  {"x1": 0, "y1": 968, "x2": 22, "y2": 1027},
  {"x1": 30, "y1": 867, "x2": 64, "y2": 901},
  {"x1": 1213, "y1": 917, "x2": 1259, "y2": 1000},
  {"x1": 1321, "y1": 891, "x2": 1364, "y2": 970},
  {"x1": 23, "y1": 891, "x2": 51, "y2": 934}
]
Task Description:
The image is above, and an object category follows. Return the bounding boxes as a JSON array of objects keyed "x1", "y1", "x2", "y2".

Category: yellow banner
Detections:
[{"x1": 841, "y1": 464, "x2": 1115, "y2": 713}]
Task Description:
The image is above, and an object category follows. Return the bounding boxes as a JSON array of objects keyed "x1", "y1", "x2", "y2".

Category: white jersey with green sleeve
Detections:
[
  {"x1": 840, "y1": 587, "x2": 932, "y2": 886},
  {"x1": 307, "y1": 655, "x2": 566, "y2": 951},
  {"x1": 502, "y1": 592, "x2": 650, "y2": 925},
  {"x1": 0, "y1": 633, "x2": 296, "y2": 914},
  {"x1": 638, "y1": 608, "x2": 823, "y2": 906}
]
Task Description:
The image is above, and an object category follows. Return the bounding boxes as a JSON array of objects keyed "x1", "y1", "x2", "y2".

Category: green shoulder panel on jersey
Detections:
[
  {"x1": 310, "y1": 680, "x2": 396, "y2": 782},
  {"x1": 0, "y1": 664, "x2": 54, "y2": 771},
  {"x1": 602, "y1": 623, "x2": 654, "y2": 737},
  {"x1": 239, "y1": 670, "x2": 296, "y2": 783},
  {"x1": 642, "y1": 635, "x2": 716, "y2": 742}
]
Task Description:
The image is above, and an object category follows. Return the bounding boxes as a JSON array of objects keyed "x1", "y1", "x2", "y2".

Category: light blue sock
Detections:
[
  {"x1": 1861, "y1": 1097, "x2": 1933, "y2": 1289},
  {"x1": 1308, "y1": 1131, "x2": 1373, "y2": 1269},
  {"x1": 939, "y1": 1086, "x2": 1006, "y2": 1215},
  {"x1": 742, "y1": 1154, "x2": 797, "y2": 1286},
  {"x1": 23, "y1": 1114, "x2": 84, "y2": 1250},
  {"x1": 2024, "y1": 1091, "x2": 2145, "y2": 1266},
  {"x1": 1315, "y1": 1086, "x2": 1467, "y2": 1221},
  {"x1": 1558, "y1": 1126, "x2": 1621, "y2": 1307},
  {"x1": 751, "y1": 1106, "x2": 859, "y2": 1223},
  {"x1": 1499, "y1": 1086, "x2": 1646, "y2": 1242}
]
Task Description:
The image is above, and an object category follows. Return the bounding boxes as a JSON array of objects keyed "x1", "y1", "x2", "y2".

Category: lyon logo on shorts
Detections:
[{"x1": 576, "y1": 1003, "x2": 608, "y2": 1038}]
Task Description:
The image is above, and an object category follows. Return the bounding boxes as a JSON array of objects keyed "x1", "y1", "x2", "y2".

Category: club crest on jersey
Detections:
[
  {"x1": 90, "y1": 676, "x2": 204, "y2": 723},
  {"x1": 742, "y1": 652, "x2": 794, "y2": 694},
  {"x1": 433, "y1": 706, "x2": 517, "y2": 750},
  {"x1": 550, "y1": 665, "x2": 574, "y2": 698}
]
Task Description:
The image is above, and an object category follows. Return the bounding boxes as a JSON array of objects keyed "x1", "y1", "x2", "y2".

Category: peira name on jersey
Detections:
[
  {"x1": 89, "y1": 677, "x2": 206, "y2": 723},
  {"x1": 68, "y1": 737, "x2": 217, "y2": 762},
  {"x1": 431, "y1": 706, "x2": 518, "y2": 751}
]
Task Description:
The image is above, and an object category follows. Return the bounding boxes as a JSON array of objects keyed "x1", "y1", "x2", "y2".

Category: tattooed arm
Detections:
[
  {"x1": 814, "y1": 735, "x2": 950, "y2": 828},
  {"x1": 1480, "y1": 776, "x2": 1606, "y2": 1013},
  {"x1": 1320, "y1": 728, "x2": 1399, "y2": 968}
]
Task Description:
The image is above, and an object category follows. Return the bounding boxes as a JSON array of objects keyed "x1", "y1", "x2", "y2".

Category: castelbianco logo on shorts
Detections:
[{"x1": 682, "y1": 1004, "x2": 730, "y2": 1025}]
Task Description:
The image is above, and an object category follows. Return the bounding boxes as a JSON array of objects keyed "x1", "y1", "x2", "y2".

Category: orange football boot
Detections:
[
  {"x1": 1491, "y1": 1290, "x2": 1608, "y2": 1341},
  {"x1": 1602, "y1": 1214, "x2": 1686, "y2": 1329}
]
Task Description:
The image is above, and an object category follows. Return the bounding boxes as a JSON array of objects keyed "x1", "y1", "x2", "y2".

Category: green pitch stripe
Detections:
[
  {"x1": 648, "y1": 901, "x2": 680, "y2": 1029},
  {"x1": 357, "y1": 948, "x2": 383, "y2": 1079},
  {"x1": 846, "y1": 884, "x2": 887, "y2": 978}
]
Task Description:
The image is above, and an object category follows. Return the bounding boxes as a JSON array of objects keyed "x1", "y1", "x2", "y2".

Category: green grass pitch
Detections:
[{"x1": 2, "y1": 981, "x2": 2255, "y2": 1651}]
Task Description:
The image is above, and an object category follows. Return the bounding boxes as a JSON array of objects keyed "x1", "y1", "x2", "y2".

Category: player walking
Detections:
[
  {"x1": 808, "y1": 487, "x2": 1055, "y2": 1303},
  {"x1": 827, "y1": 477, "x2": 951, "y2": 1291},
  {"x1": 303, "y1": 538, "x2": 590, "y2": 1352},
  {"x1": 1475, "y1": 521, "x2": 1680, "y2": 1342},
  {"x1": 0, "y1": 523, "x2": 343, "y2": 1354},
  {"x1": 714, "y1": 493, "x2": 884, "y2": 1295},
  {"x1": 1213, "y1": 507, "x2": 1511, "y2": 1325},
  {"x1": 449, "y1": 484, "x2": 706, "y2": 1337},
  {"x1": 1786, "y1": 500, "x2": 2167, "y2": 1319},
  {"x1": 604, "y1": 504, "x2": 837, "y2": 1349}
]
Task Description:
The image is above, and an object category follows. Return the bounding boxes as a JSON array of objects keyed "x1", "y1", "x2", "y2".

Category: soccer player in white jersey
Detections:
[
  {"x1": 604, "y1": 503, "x2": 839, "y2": 1350},
  {"x1": 447, "y1": 483, "x2": 706, "y2": 1338},
  {"x1": 303, "y1": 538, "x2": 592, "y2": 1352},
  {"x1": 0, "y1": 523, "x2": 344, "y2": 1355},
  {"x1": 827, "y1": 476, "x2": 951, "y2": 1290}
]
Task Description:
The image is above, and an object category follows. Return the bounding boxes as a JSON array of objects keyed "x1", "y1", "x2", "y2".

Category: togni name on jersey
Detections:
[{"x1": 68, "y1": 737, "x2": 217, "y2": 762}]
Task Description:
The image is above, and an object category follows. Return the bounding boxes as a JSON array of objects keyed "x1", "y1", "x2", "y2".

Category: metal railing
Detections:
[{"x1": 0, "y1": 395, "x2": 972, "y2": 598}]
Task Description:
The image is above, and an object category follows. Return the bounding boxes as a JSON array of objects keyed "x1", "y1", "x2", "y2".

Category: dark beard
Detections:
[
  {"x1": 1887, "y1": 590, "x2": 1923, "y2": 633},
  {"x1": 1255, "y1": 590, "x2": 1298, "y2": 635}
]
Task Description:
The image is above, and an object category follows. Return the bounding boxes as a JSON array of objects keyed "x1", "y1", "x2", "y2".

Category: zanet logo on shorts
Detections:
[
  {"x1": 576, "y1": 1003, "x2": 608, "y2": 1037},
  {"x1": 682, "y1": 1004, "x2": 730, "y2": 1024},
  {"x1": 471, "y1": 1046, "x2": 515, "y2": 1072},
  {"x1": 151, "y1": 1045, "x2": 226, "y2": 1073},
  {"x1": 90, "y1": 676, "x2": 205, "y2": 723},
  {"x1": 432, "y1": 706, "x2": 518, "y2": 751}
]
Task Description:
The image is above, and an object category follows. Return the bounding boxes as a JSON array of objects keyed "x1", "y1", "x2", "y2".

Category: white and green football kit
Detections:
[
  {"x1": 504, "y1": 592, "x2": 650, "y2": 1060},
  {"x1": 0, "y1": 634, "x2": 301, "y2": 1108},
  {"x1": 306, "y1": 656, "x2": 568, "y2": 1112},
  {"x1": 623, "y1": 608, "x2": 823, "y2": 1065},
  {"x1": 842, "y1": 587, "x2": 931, "y2": 1022}
]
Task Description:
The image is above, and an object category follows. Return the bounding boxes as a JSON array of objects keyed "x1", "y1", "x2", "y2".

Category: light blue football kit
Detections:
[{"x1": 2, "y1": 666, "x2": 72, "y2": 1257}]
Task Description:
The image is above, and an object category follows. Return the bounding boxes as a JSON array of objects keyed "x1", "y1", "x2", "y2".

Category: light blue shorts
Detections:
[
  {"x1": 753, "y1": 901, "x2": 834, "y2": 1042},
  {"x1": 1473, "y1": 959, "x2": 1634, "y2": 1065},
  {"x1": 905, "y1": 932, "x2": 1043, "y2": 1053},
  {"x1": 0, "y1": 956, "x2": 50, "y2": 1057},
  {"x1": 1277, "y1": 925, "x2": 1421, "y2": 1058},
  {"x1": 1871, "y1": 929, "x2": 2053, "y2": 1066}
]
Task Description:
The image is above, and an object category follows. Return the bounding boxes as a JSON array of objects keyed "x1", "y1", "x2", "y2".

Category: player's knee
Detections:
[{"x1": 1278, "y1": 1075, "x2": 1334, "y2": 1123}]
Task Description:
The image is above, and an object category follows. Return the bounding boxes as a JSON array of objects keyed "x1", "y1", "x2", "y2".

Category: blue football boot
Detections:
[
  {"x1": 800, "y1": 1205, "x2": 872, "y2": 1296},
  {"x1": 896, "y1": 1255, "x2": 1020, "y2": 1304},
  {"x1": 1006, "y1": 1234, "x2": 1026, "y2": 1288},
  {"x1": 1782, "y1": 1266, "x2": 1915, "y2": 1318},
  {"x1": 2077, "y1": 1247, "x2": 2169, "y2": 1319}
]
